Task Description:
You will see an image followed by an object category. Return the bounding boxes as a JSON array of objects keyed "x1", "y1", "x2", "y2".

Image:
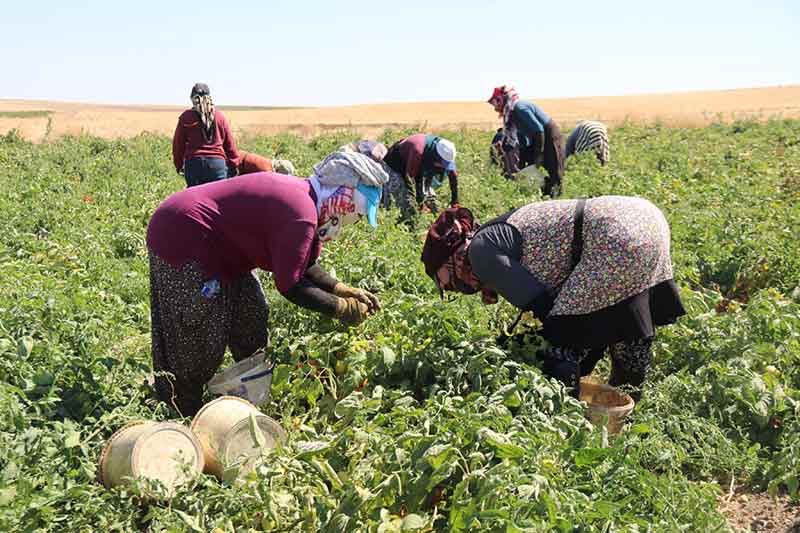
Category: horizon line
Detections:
[{"x1": 2, "y1": 83, "x2": 798, "y2": 110}]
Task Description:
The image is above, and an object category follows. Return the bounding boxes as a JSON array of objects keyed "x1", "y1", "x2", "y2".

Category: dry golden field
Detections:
[{"x1": 1, "y1": 85, "x2": 799, "y2": 141}]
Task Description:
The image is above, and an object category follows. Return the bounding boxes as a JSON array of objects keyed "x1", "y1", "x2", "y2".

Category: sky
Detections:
[{"x1": 2, "y1": 0, "x2": 798, "y2": 107}]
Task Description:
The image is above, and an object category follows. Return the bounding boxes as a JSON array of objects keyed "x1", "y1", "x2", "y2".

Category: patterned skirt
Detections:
[
  {"x1": 382, "y1": 169, "x2": 438, "y2": 218},
  {"x1": 509, "y1": 196, "x2": 685, "y2": 349},
  {"x1": 148, "y1": 252, "x2": 269, "y2": 416}
]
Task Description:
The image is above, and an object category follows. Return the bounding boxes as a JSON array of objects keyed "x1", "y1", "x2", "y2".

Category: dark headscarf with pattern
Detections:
[
  {"x1": 421, "y1": 206, "x2": 476, "y2": 280},
  {"x1": 190, "y1": 83, "x2": 215, "y2": 143},
  {"x1": 422, "y1": 206, "x2": 499, "y2": 303}
]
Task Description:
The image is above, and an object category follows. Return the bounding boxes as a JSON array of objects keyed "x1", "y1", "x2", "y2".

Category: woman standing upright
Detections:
[
  {"x1": 488, "y1": 85, "x2": 565, "y2": 197},
  {"x1": 172, "y1": 83, "x2": 241, "y2": 187}
]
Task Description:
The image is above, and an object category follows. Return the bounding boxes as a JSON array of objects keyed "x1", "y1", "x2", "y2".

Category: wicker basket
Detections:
[{"x1": 579, "y1": 378, "x2": 635, "y2": 435}]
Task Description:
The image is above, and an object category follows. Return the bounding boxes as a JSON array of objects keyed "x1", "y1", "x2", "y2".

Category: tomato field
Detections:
[{"x1": 1, "y1": 120, "x2": 799, "y2": 531}]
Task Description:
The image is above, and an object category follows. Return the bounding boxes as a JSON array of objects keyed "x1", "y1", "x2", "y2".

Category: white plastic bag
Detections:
[
  {"x1": 207, "y1": 351, "x2": 274, "y2": 405},
  {"x1": 514, "y1": 164, "x2": 546, "y2": 188}
]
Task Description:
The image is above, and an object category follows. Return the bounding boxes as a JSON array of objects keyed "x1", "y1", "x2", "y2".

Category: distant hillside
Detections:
[{"x1": 1, "y1": 85, "x2": 798, "y2": 141}]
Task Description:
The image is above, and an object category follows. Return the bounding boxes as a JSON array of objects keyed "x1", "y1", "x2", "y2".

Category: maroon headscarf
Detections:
[{"x1": 421, "y1": 206, "x2": 476, "y2": 280}]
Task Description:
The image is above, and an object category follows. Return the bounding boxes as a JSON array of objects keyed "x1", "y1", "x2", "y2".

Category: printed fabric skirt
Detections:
[
  {"x1": 382, "y1": 170, "x2": 438, "y2": 219},
  {"x1": 148, "y1": 252, "x2": 269, "y2": 416},
  {"x1": 543, "y1": 278, "x2": 685, "y2": 349}
]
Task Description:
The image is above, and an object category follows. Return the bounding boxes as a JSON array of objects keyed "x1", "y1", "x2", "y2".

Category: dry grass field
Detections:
[{"x1": 1, "y1": 85, "x2": 799, "y2": 141}]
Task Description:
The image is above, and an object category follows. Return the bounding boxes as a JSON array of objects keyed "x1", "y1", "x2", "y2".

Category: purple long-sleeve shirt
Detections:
[
  {"x1": 172, "y1": 109, "x2": 241, "y2": 172},
  {"x1": 146, "y1": 172, "x2": 321, "y2": 294}
]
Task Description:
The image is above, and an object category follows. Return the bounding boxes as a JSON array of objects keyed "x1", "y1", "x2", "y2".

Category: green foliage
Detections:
[{"x1": 1, "y1": 121, "x2": 799, "y2": 531}]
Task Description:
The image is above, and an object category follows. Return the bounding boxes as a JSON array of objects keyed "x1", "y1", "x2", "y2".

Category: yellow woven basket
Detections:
[{"x1": 579, "y1": 378, "x2": 635, "y2": 435}]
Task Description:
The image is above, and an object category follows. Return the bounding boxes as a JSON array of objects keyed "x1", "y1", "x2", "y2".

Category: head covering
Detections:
[
  {"x1": 313, "y1": 150, "x2": 389, "y2": 189},
  {"x1": 488, "y1": 85, "x2": 521, "y2": 147},
  {"x1": 491, "y1": 85, "x2": 519, "y2": 118},
  {"x1": 316, "y1": 186, "x2": 359, "y2": 242},
  {"x1": 435, "y1": 139, "x2": 457, "y2": 173},
  {"x1": 309, "y1": 150, "x2": 389, "y2": 241},
  {"x1": 340, "y1": 140, "x2": 388, "y2": 163},
  {"x1": 190, "y1": 83, "x2": 211, "y2": 98},
  {"x1": 487, "y1": 86, "x2": 504, "y2": 104},
  {"x1": 421, "y1": 206, "x2": 476, "y2": 279},
  {"x1": 355, "y1": 184, "x2": 381, "y2": 227},
  {"x1": 190, "y1": 82, "x2": 215, "y2": 144},
  {"x1": 272, "y1": 159, "x2": 296, "y2": 175},
  {"x1": 311, "y1": 182, "x2": 383, "y2": 242}
]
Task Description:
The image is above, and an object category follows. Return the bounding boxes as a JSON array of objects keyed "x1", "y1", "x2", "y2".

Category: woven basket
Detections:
[{"x1": 579, "y1": 378, "x2": 635, "y2": 435}]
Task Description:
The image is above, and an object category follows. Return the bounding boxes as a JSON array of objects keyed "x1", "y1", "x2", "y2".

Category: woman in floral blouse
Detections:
[{"x1": 421, "y1": 196, "x2": 685, "y2": 400}]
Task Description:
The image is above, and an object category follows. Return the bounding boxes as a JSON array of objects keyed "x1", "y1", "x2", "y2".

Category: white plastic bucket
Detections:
[
  {"x1": 207, "y1": 351, "x2": 274, "y2": 405},
  {"x1": 98, "y1": 420, "x2": 204, "y2": 496},
  {"x1": 190, "y1": 396, "x2": 287, "y2": 482}
]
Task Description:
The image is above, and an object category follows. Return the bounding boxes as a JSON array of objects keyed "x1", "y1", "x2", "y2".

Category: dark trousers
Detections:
[
  {"x1": 184, "y1": 156, "x2": 228, "y2": 187},
  {"x1": 539, "y1": 337, "x2": 653, "y2": 401},
  {"x1": 519, "y1": 120, "x2": 565, "y2": 197}
]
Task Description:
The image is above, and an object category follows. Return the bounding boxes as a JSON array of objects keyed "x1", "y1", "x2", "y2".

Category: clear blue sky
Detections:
[{"x1": 2, "y1": 0, "x2": 798, "y2": 106}]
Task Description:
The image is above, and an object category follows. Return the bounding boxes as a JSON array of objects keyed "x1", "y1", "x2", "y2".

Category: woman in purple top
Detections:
[
  {"x1": 172, "y1": 83, "x2": 241, "y2": 187},
  {"x1": 146, "y1": 171, "x2": 383, "y2": 415},
  {"x1": 420, "y1": 198, "x2": 685, "y2": 401}
]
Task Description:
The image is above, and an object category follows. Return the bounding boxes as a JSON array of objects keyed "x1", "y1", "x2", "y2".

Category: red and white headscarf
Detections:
[
  {"x1": 421, "y1": 206, "x2": 499, "y2": 303},
  {"x1": 316, "y1": 186, "x2": 359, "y2": 242},
  {"x1": 489, "y1": 85, "x2": 520, "y2": 146}
]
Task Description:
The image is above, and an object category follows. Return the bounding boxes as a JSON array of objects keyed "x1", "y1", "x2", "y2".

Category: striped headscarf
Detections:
[{"x1": 190, "y1": 83, "x2": 215, "y2": 144}]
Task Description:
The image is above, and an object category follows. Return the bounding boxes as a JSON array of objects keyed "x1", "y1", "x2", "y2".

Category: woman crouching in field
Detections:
[
  {"x1": 421, "y1": 197, "x2": 685, "y2": 400},
  {"x1": 565, "y1": 120, "x2": 610, "y2": 166},
  {"x1": 146, "y1": 166, "x2": 385, "y2": 415},
  {"x1": 382, "y1": 134, "x2": 459, "y2": 224}
]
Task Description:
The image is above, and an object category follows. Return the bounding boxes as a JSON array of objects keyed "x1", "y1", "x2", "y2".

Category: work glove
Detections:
[
  {"x1": 333, "y1": 283, "x2": 380, "y2": 312},
  {"x1": 334, "y1": 297, "x2": 371, "y2": 326}
]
